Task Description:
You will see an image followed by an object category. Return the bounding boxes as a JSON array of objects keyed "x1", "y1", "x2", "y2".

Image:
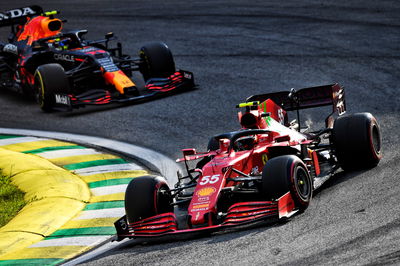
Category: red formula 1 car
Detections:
[
  {"x1": 0, "y1": 6, "x2": 194, "y2": 112},
  {"x1": 115, "y1": 83, "x2": 382, "y2": 239}
]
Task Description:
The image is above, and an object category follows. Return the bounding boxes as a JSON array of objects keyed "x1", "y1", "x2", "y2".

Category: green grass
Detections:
[{"x1": 0, "y1": 173, "x2": 26, "y2": 227}]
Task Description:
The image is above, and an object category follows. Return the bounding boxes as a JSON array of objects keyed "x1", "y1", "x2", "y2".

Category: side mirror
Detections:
[
  {"x1": 274, "y1": 135, "x2": 290, "y2": 143},
  {"x1": 182, "y1": 148, "x2": 196, "y2": 156},
  {"x1": 219, "y1": 139, "x2": 230, "y2": 153},
  {"x1": 105, "y1": 32, "x2": 114, "y2": 39}
]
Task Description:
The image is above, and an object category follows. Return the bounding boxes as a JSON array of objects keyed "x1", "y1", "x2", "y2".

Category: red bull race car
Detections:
[
  {"x1": 0, "y1": 5, "x2": 194, "y2": 111},
  {"x1": 115, "y1": 83, "x2": 382, "y2": 239}
]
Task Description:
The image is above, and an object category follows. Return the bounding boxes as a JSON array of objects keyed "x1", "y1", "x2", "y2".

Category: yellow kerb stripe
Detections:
[
  {"x1": 0, "y1": 246, "x2": 89, "y2": 260},
  {"x1": 1, "y1": 140, "x2": 76, "y2": 152},
  {"x1": 80, "y1": 170, "x2": 148, "y2": 183},
  {"x1": 60, "y1": 217, "x2": 118, "y2": 229},
  {"x1": 49, "y1": 153, "x2": 118, "y2": 166},
  {"x1": 89, "y1": 193, "x2": 125, "y2": 203}
]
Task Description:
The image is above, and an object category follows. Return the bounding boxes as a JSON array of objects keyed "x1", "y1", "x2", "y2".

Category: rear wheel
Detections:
[
  {"x1": 262, "y1": 155, "x2": 312, "y2": 211},
  {"x1": 125, "y1": 175, "x2": 173, "y2": 223},
  {"x1": 332, "y1": 113, "x2": 382, "y2": 170},
  {"x1": 139, "y1": 42, "x2": 176, "y2": 81},
  {"x1": 34, "y1": 63, "x2": 69, "y2": 112}
]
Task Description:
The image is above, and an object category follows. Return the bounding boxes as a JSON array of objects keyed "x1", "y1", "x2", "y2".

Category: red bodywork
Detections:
[
  {"x1": 115, "y1": 83, "x2": 346, "y2": 239},
  {"x1": 184, "y1": 99, "x2": 306, "y2": 226}
]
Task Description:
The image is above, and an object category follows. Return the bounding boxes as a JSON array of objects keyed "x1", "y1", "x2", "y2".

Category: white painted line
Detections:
[
  {"x1": 30, "y1": 236, "x2": 111, "y2": 248},
  {"x1": 0, "y1": 136, "x2": 48, "y2": 146},
  {"x1": 73, "y1": 208, "x2": 125, "y2": 220},
  {"x1": 73, "y1": 163, "x2": 143, "y2": 176},
  {"x1": 90, "y1": 184, "x2": 128, "y2": 196},
  {"x1": 36, "y1": 148, "x2": 101, "y2": 159}
]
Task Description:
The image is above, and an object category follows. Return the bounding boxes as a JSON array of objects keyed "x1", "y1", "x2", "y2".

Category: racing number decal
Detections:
[
  {"x1": 199, "y1": 174, "x2": 220, "y2": 185},
  {"x1": 262, "y1": 154, "x2": 269, "y2": 165}
]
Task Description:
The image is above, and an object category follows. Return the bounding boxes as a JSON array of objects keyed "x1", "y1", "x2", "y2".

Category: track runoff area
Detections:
[{"x1": 0, "y1": 128, "x2": 179, "y2": 265}]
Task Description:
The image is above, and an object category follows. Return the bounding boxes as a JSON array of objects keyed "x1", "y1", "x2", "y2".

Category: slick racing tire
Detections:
[
  {"x1": 262, "y1": 155, "x2": 312, "y2": 211},
  {"x1": 139, "y1": 42, "x2": 176, "y2": 81},
  {"x1": 125, "y1": 175, "x2": 173, "y2": 223},
  {"x1": 34, "y1": 63, "x2": 69, "y2": 112},
  {"x1": 332, "y1": 113, "x2": 382, "y2": 170}
]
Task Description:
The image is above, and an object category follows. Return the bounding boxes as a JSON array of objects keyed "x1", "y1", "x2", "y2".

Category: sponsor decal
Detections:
[
  {"x1": 251, "y1": 166, "x2": 260, "y2": 175},
  {"x1": 0, "y1": 7, "x2": 36, "y2": 21},
  {"x1": 278, "y1": 109, "x2": 285, "y2": 124},
  {"x1": 3, "y1": 44, "x2": 18, "y2": 55},
  {"x1": 196, "y1": 187, "x2": 216, "y2": 197},
  {"x1": 210, "y1": 162, "x2": 227, "y2": 166},
  {"x1": 55, "y1": 94, "x2": 70, "y2": 105},
  {"x1": 193, "y1": 203, "x2": 209, "y2": 209},
  {"x1": 79, "y1": 47, "x2": 101, "y2": 53},
  {"x1": 198, "y1": 196, "x2": 210, "y2": 202},
  {"x1": 183, "y1": 72, "x2": 192, "y2": 79},
  {"x1": 192, "y1": 208, "x2": 208, "y2": 211},
  {"x1": 334, "y1": 88, "x2": 346, "y2": 115},
  {"x1": 54, "y1": 54, "x2": 75, "y2": 62},
  {"x1": 98, "y1": 57, "x2": 119, "y2": 72},
  {"x1": 262, "y1": 154, "x2": 268, "y2": 165}
]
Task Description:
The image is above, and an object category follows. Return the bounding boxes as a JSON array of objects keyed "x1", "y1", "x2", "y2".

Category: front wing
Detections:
[
  {"x1": 114, "y1": 192, "x2": 297, "y2": 241},
  {"x1": 52, "y1": 70, "x2": 194, "y2": 111}
]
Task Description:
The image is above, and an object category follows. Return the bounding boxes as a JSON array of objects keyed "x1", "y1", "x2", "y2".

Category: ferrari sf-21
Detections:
[
  {"x1": 0, "y1": 5, "x2": 194, "y2": 111},
  {"x1": 114, "y1": 85, "x2": 382, "y2": 239}
]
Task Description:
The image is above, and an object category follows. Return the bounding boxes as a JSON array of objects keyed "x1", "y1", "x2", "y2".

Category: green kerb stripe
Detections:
[
  {"x1": 88, "y1": 178, "x2": 134, "y2": 188},
  {"x1": 47, "y1": 227, "x2": 116, "y2": 238},
  {"x1": 63, "y1": 158, "x2": 127, "y2": 170},
  {"x1": 0, "y1": 135, "x2": 24, "y2": 140},
  {"x1": 83, "y1": 201, "x2": 125, "y2": 210},
  {"x1": 0, "y1": 258, "x2": 63, "y2": 265},
  {"x1": 22, "y1": 145, "x2": 85, "y2": 154}
]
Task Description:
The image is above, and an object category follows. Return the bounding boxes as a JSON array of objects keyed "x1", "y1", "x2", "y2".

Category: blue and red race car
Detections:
[
  {"x1": 0, "y1": 5, "x2": 194, "y2": 111},
  {"x1": 115, "y1": 83, "x2": 382, "y2": 239}
]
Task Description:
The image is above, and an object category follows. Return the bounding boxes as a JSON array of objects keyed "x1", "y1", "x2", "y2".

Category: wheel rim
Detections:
[
  {"x1": 294, "y1": 166, "x2": 311, "y2": 201},
  {"x1": 156, "y1": 185, "x2": 172, "y2": 214},
  {"x1": 371, "y1": 125, "x2": 381, "y2": 155},
  {"x1": 34, "y1": 73, "x2": 45, "y2": 107}
]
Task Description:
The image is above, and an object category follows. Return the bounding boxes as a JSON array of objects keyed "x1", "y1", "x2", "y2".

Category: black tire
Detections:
[
  {"x1": 262, "y1": 155, "x2": 312, "y2": 211},
  {"x1": 332, "y1": 113, "x2": 382, "y2": 170},
  {"x1": 125, "y1": 175, "x2": 173, "y2": 223},
  {"x1": 139, "y1": 42, "x2": 176, "y2": 81},
  {"x1": 34, "y1": 63, "x2": 69, "y2": 112}
]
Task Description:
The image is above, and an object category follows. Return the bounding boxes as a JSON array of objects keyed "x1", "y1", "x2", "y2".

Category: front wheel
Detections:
[
  {"x1": 262, "y1": 155, "x2": 312, "y2": 211},
  {"x1": 139, "y1": 42, "x2": 176, "y2": 81},
  {"x1": 124, "y1": 175, "x2": 173, "y2": 223},
  {"x1": 34, "y1": 63, "x2": 69, "y2": 112}
]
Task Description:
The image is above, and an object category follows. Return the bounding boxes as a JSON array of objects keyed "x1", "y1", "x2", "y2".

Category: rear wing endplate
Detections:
[{"x1": 0, "y1": 6, "x2": 43, "y2": 27}]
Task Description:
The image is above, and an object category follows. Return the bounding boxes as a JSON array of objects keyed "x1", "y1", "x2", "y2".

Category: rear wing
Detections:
[
  {"x1": 0, "y1": 6, "x2": 43, "y2": 27},
  {"x1": 246, "y1": 83, "x2": 346, "y2": 129},
  {"x1": 246, "y1": 83, "x2": 346, "y2": 115}
]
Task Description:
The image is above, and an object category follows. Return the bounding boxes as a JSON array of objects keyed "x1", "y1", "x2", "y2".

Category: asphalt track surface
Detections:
[{"x1": 0, "y1": 0, "x2": 400, "y2": 265}]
